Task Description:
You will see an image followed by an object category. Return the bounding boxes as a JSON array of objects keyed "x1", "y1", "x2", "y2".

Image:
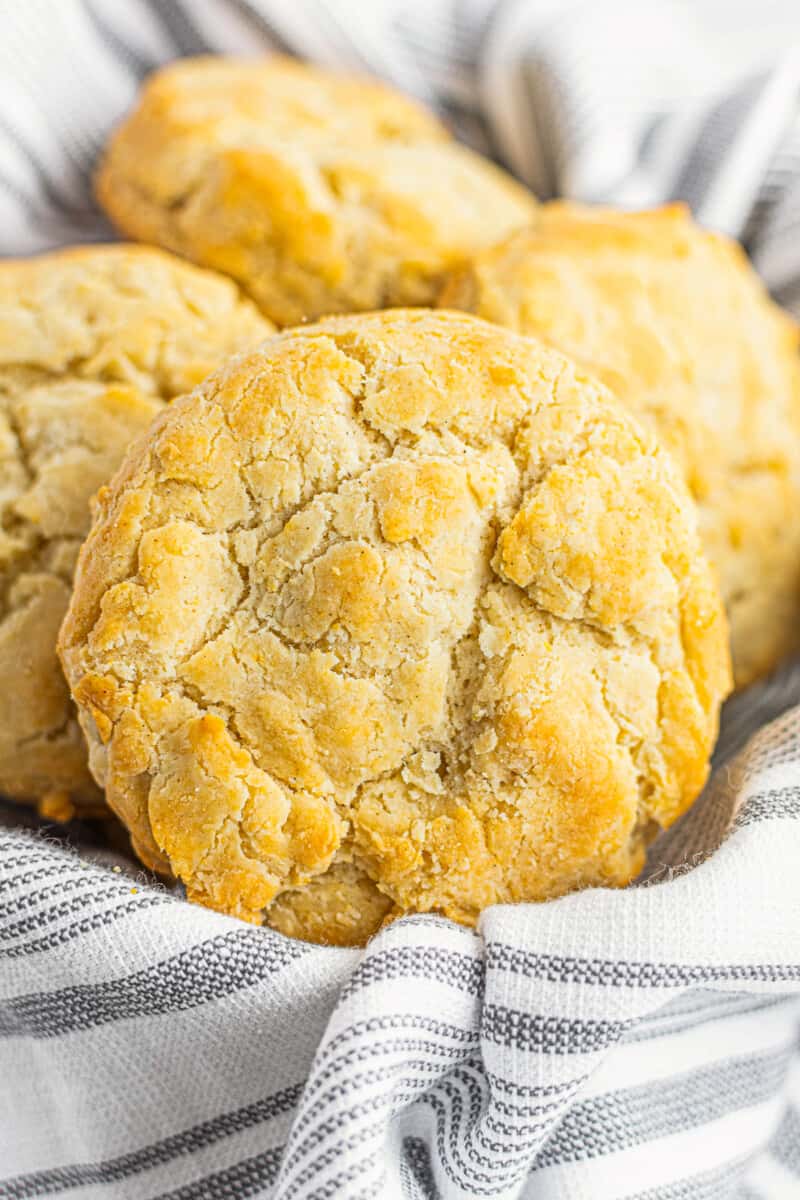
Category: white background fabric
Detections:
[{"x1": 1, "y1": 2, "x2": 800, "y2": 1197}]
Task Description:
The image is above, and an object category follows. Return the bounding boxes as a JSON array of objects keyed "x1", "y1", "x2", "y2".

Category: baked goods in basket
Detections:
[
  {"x1": 0, "y1": 245, "x2": 272, "y2": 813},
  {"x1": 59, "y1": 309, "x2": 731, "y2": 941},
  {"x1": 96, "y1": 56, "x2": 537, "y2": 326},
  {"x1": 440, "y1": 203, "x2": 800, "y2": 686}
]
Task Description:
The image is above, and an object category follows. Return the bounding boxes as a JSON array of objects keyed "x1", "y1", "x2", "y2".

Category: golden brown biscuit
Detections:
[
  {"x1": 0, "y1": 244, "x2": 273, "y2": 813},
  {"x1": 440, "y1": 203, "x2": 800, "y2": 687},
  {"x1": 96, "y1": 56, "x2": 537, "y2": 326},
  {"x1": 266, "y1": 863, "x2": 397, "y2": 948},
  {"x1": 59, "y1": 310, "x2": 730, "y2": 943}
]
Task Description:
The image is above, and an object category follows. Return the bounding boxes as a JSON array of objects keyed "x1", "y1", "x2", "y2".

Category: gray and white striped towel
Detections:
[{"x1": 2, "y1": 2, "x2": 800, "y2": 1197}]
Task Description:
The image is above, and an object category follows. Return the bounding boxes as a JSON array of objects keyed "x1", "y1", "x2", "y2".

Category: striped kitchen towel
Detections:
[
  {"x1": 2, "y1": 699, "x2": 800, "y2": 1198},
  {"x1": 1, "y1": 2, "x2": 800, "y2": 1197},
  {"x1": 1, "y1": 0, "x2": 800, "y2": 313}
]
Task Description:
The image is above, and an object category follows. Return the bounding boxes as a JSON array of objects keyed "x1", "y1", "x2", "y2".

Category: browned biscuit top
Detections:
[
  {"x1": 60, "y1": 309, "x2": 730, "y2": 941},
  {"x1": 96, "y1": 56, "x2": 538, "y2": 325},
  {"x1": 440, "y1": 202, "x2": 800, "y2": 686}
]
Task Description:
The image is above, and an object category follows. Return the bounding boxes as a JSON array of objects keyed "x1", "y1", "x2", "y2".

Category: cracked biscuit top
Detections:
[
  {"x1": 440, "y1": 203, "x2": 800, "y2": 687},
  {"x1": 59, "y1": 310, "x2": 730, "y2": 941},
  {"x1": 96, "y1": 56, "x2": 538, "y2": 326},
  {"x1": 0, "y1": 244, "x2": 273, "y2": 810}
]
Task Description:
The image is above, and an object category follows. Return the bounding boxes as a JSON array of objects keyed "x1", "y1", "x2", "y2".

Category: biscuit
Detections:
[
  {"x1": 96, "y1": 56, "x2": 538, "y2": 326},
  {"x1": 440, "y1": 203, "x2": 800, "y2": 687},
  {"x1": 266, "y1": 862, "x2": 397, "y2": 948},
  {"x1": 0, "y1": 245, "x2": 273, "y2": 813},
  {"x1": 59, "y1": 310, "x2": 730, "y2": 942}
]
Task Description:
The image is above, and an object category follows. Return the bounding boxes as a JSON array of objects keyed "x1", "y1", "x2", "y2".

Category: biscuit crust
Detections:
[
  {"x1": 96, "y1": 56, "x2": 537, "y2": 326},
  {"x1": 0, "y1": 245, "x2": 272, "y2": 810},
  {"x1": 60, "y1": 310, "x2": 730, "y2": 941},
  {"x1": 440, "y1": 203, "x2": 800, "y2": 686}
]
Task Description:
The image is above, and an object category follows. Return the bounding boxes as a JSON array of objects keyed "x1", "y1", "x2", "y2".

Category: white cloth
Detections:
[{"x1": 1, "y1": 2, "x2": 800, "y2": 1197}]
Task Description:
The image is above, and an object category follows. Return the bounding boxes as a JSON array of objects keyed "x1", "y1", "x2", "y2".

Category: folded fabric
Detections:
[
  {"x1": 1, "y1": 2, "x2": 800, "y2": 1197},
  {"x1": 3, "y1": 700, "x2": 800, "y2": 1198}
]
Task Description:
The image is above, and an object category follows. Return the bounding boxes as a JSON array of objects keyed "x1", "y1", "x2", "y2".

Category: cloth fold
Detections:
[
  {"x1": 1, "y1": 2, "x2": 800, "y2": 1196},
  {"x1": 3, "y1": 699, "x2": 800, "y2": 1198}
]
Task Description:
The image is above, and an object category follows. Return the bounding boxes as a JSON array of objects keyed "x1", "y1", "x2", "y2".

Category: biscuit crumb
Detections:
[{"x1": 37, "y1": 791, "x2": 76, "y2": 823}]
